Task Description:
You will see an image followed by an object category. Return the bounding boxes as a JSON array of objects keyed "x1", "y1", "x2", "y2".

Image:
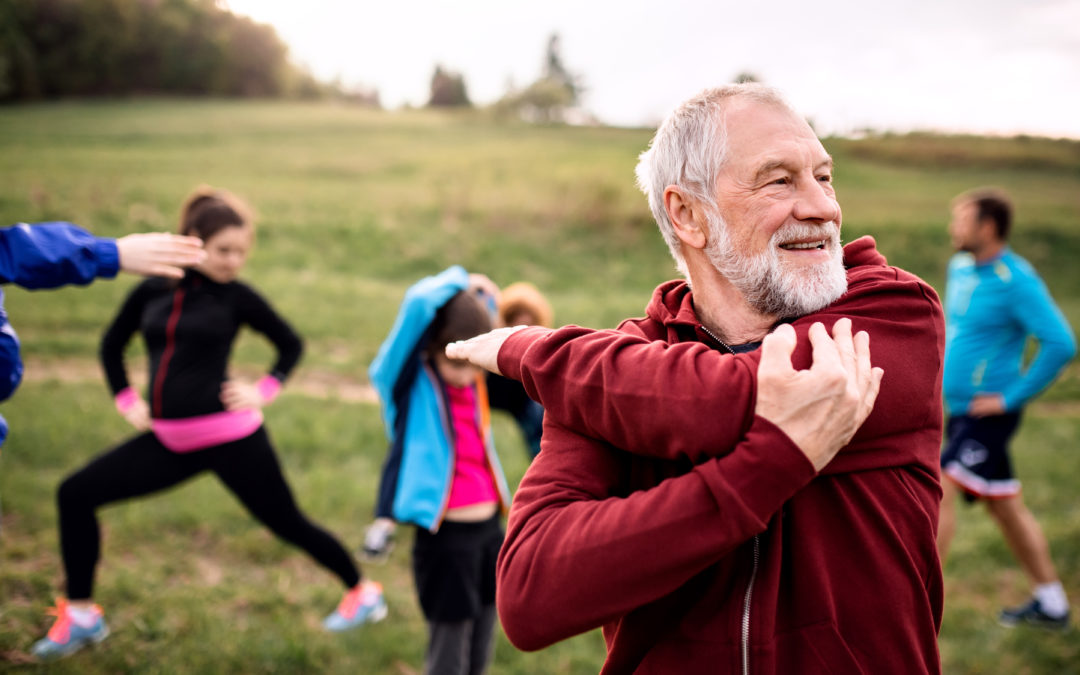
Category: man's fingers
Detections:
[
  {"x1": 830, "y1": 318, "x2": 856, "y2": 371},
  {"x1": 806, "y1": 321, "x2": 843, "y2": 375},
  {"x1": 759, "y1": 323, "x2": 798, "y2": 376},
  {"x1": 444, "y1": 326, "x2": 528, "y2": 375},
  {"x1": 853, "y1": 329, "x2": 872, "y2": 386}
]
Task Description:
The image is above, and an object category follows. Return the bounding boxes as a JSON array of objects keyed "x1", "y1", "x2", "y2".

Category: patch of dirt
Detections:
[{"x1": 21, "y1": 357, "x2": 378, "y2": 404}]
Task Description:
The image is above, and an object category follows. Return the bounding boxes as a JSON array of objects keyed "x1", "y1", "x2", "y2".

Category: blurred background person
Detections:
[
  {"x1": 30, "y1": 187, "x2": 384, "y2": 660},
  {"x1": 487, "y1": 281, "x2": 552, "y2": 458},
  {"x1": 365, "y1": 266, "x2": 510, "y2": 675},
  {"x1": 937, "y1": 187, "x2": 1076, "y2": 630}
]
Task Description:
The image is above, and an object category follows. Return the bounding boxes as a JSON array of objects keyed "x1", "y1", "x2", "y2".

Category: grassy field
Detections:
[{"x1": 0, "y1": 99, "x2": 1078, "y2": 673}]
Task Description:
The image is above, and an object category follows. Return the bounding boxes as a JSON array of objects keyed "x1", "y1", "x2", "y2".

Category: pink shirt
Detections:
[{"x1": 445, "y1": 384, "x2": 498, "y2": 509}]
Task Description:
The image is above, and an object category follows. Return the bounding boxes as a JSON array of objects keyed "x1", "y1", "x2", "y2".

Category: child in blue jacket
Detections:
[{"x1": 367, "y1": 266, "x2": 511, "y2": 675}]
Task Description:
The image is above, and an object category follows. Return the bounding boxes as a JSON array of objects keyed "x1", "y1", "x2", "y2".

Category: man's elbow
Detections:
[{"x1": 496, "y1": 561, "x2": 565, "y2": 651}]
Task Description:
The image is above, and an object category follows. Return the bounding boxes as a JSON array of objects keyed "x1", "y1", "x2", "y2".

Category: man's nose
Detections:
[{"x1": 793, "y1": 179, "x2": 841, "y2": 224}]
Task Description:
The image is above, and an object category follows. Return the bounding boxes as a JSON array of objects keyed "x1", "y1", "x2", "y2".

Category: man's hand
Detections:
[
  {"x1": 220, "y1": 379, "x2": 265, "y2": 411},
  {"x1": 444, "y1": 325, "x2": 530, "y2": 376},
  {"x1": 968, "y1": 393, "x2": 1006, "y2": 417},
  {"x1": 755, "y1": 319, "x2": 884, "y2": 472},
  {"x1": 120, "y1": 396, "x2": 152, "y2": 431},
  {"x1": 116, "y1": 233, "x2": 205, "y2": 279}
]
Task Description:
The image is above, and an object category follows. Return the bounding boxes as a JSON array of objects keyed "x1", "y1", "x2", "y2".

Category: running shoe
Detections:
[
  {"x1": 999, "y1": 598, "x2": 1070, "y2": 631},
  {"x1": 360, "y1": 520, "x2": 395, "y2": 563},
  {"x1": 31, "y1": 598, "x2": 109, "y2": 659},
  {"x1": 323, "y1": 581, "x2": 387, "y2": 632}
]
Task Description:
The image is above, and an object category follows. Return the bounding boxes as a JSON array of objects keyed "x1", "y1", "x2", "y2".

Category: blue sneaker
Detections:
[
  {"x1": 323, "y1": 581, "x2": 387, "y2": 631},
  {"x1": 999, "y1": 598, "x2": 1070, "y2": 631},
  {"x1": 31, "y1": 599, "x2": 109, "y2": 660}
]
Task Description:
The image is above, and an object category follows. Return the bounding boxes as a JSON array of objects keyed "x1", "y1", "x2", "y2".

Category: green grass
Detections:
[{"x1": 0, "y1": 99, "x2": 1078, "y2": 673}]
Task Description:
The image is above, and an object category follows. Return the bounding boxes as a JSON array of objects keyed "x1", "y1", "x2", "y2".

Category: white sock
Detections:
[
  {"x1": 67, "y1": 604, "x2": 100, "y2": 628},
  {"x1": 1034, "y1": 582, "x2": 1069, "y2": 617}
]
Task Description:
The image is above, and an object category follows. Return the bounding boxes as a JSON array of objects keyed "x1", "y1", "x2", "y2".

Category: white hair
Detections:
[{"x1": 635, "y1": 83, "x2": 800, "y2": 277}]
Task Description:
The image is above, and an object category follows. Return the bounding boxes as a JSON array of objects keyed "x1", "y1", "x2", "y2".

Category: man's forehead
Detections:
[{"x1": 722, "y1": 101, "x2": 826, "y2": 164}]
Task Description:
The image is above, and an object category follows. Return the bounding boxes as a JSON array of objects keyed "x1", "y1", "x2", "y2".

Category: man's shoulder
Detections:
[{"x1": 1000, "y1": 250, "x2": 1041, "y2": 281}]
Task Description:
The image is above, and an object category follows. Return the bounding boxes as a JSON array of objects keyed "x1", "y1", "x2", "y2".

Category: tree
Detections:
[
  {"x1": 495, "y1": 32, "x2": 583, "y2": 123},
  {"x1": 733, "y1": 71, "x2": 761, "y2": 84},
  {"x1": 427, "y1": 64, "x2": 470, "y2": 107},
  {"x1": 0, "y1": 0, "x2": 336, "y2": 101},
  {"x1": 542, "y1": 33, "x2": 579, "y2": 105}
]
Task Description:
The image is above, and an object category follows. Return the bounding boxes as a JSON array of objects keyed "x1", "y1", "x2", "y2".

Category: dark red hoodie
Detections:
[{"x1": 495, "y1": 237, "x2": 944, "y2": 674}]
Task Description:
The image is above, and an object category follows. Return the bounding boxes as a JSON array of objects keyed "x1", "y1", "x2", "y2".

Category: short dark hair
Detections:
[
  {"x1": 954, "y1": 187, "x2": 1012, "y2": 241},
  {"x1": 179, "y1": 186, "x2": 253, "y2": 241},
  {"x1": 428, "y1": 290, "x2": 492, "y2": 354}
]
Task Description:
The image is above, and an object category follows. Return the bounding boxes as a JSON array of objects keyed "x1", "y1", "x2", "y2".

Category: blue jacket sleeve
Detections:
[
  {"x1": 368, "y1": 265, "x2": 469, "y2": 437},
  {"x1": 0, "y1": 291, "x2": 22, "y2": 402},
  {"x1": 0, "y1": 222, "x2": 120, "y2": 289},
  {"x1": 1002, "y1": 271, "x2": 1077, "y2": 409}
]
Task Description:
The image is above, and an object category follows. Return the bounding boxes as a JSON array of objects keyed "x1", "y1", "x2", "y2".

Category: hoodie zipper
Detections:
[
  {"x1": 700, "y1": 322, "x2": 759, "y2": 674},
  {"x1": 742, "y1": 534, "x2": 760, "y2": 675}
]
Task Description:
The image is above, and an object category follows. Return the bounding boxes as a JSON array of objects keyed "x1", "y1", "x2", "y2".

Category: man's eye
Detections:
[
  {"x1": 818, "y1": 174, "x2": 832, "y2": 183},
  {"x1": 771, "y1": 177, "x2": 789, "y2": 185}
]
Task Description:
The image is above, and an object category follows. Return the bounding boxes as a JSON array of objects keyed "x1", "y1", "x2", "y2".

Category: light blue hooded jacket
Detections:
[{"x1": 369, "y1": 266, "x2": 510, "y2": 532}]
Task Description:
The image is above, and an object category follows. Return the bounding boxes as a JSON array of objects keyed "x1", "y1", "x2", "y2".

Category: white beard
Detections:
[{"x1": 704, "y1": 210, "x2": 848, "y2": 318}]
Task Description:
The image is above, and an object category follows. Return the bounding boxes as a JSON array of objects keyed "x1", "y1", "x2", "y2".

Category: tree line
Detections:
[
  {"x1": 0, "y1": 2, "x2": 584, "y2": 123},
  {"x1": 0, "y1": 0, "x2": 330, "y2": 101}
]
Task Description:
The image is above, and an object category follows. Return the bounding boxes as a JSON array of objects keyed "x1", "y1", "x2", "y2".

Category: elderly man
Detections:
[{"x1": 448, "y1": 84, "x2": 944, "y2": 674}]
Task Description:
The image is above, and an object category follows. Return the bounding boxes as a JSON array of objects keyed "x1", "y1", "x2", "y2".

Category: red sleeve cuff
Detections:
[{"x1": 497, "y1": 326, "x2": 551, "y2": 381}]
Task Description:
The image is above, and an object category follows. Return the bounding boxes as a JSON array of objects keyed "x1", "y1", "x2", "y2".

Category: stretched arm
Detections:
[
  {"x1": 1, "y1": 223, "x2": 203, "y2": 288},
  {"x1": 497, "y1": 322, "x2": 882, "y2": 648},
  {"x1": 498, "y1": 417, "x2": 811, "y2": 649},
  {"x1": 452, "y1": 268, "x2": 940, "y2": 465}
]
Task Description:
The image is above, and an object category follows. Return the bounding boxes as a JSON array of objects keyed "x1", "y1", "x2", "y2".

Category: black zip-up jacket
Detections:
[{"x1": 100, "y1": 270, "x2": 302, "y2": 419}]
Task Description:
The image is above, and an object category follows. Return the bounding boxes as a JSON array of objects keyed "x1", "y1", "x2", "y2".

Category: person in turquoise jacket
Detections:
[
  {"x1": 366, "y1": 265, "x2": 511, "y2": 674},
  {"x1": 937, "y1": 187, "x2": 1077, "y2": 631}
]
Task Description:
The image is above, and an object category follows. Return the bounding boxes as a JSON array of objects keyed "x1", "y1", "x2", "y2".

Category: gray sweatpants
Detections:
[{"x1": 424, "y1": 603, "x2": 497, "y2": 675}]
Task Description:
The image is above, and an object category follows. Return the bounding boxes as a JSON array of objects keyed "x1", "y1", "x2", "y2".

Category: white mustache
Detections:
[{"x1": 772, "y1": 222, "x2": 840, "y2": 246}]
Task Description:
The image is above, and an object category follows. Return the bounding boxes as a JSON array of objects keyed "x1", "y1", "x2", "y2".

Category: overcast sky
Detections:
[{"x1": 224, "y1": 0, "x2": 1080, "y2": 138}]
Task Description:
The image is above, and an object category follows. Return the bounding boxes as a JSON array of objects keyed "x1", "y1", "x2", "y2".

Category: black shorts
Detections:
[
  {"x1": 941, "y1": 413, "x2": 1022, "y2": 502},
  {"x1": 412, "y1": 514, "x2": 504, "y2": 623}
]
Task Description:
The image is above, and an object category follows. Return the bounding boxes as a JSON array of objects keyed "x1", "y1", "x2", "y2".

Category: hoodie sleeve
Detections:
[
  {"x1": 497, "y1": 413, "x2": 816, "y2": 650},
  {"x1": 0, "y1": 223, "x2": 119, "y2": 289},
  {"x1": 498, "y1": 265, "x2": 944, "y2": 466}
]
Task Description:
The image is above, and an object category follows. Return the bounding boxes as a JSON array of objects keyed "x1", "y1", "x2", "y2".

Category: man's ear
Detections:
[
  {"x1": 663, "y1": 186, "x2": 708, "y2": 250},
  {"x1": 977, "y1": 216, "x2": 999, "y2": 242}
]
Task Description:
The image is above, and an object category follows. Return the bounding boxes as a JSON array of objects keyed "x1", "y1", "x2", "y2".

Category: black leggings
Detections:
[{"x1": 57, "y1": 426, "x2": 360, "y2": 600}]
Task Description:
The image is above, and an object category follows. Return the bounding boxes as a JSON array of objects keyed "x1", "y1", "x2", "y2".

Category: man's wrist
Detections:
[{"x1": 497, "y1": 326, "x2": 551, "y2": 381}]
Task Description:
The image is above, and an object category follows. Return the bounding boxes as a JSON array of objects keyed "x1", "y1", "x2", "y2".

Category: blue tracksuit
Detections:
[
  {"x1": 0, "y1": 222, "x2": 120, "y2": 443},
  {"x1": 943, "y1": 248, "x2": 1076, "y2": 415}
]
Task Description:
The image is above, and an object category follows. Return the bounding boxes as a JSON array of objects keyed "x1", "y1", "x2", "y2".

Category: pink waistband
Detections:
[{"x1": 152, "y1": 409, "x2": 263, "y2": 452}]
